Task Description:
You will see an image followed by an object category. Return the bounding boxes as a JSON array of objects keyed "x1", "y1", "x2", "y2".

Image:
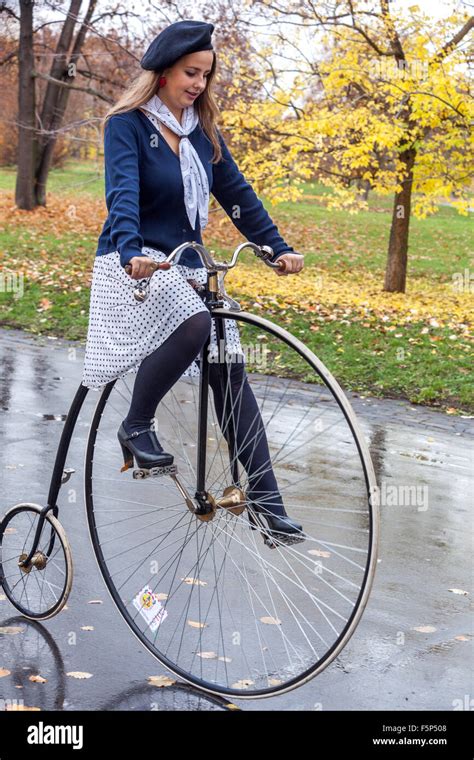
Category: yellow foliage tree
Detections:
[{"x1": 221, "y1": 1, "x2": 473, "y2": 292}]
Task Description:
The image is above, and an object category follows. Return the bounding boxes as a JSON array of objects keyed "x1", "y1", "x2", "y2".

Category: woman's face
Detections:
[{"x1": 161, "y1": 51, "x2": 214, "y2": 110}]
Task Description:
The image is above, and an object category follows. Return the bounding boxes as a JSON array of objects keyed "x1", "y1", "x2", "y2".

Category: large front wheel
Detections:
[{"x1": 84, "y1": 309, "x2": 379, "y2": 699}]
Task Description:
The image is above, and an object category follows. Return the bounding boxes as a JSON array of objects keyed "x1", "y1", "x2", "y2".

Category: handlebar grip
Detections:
[{"x1": 276, "y1": 257, "x2": 287, "y2": 271}]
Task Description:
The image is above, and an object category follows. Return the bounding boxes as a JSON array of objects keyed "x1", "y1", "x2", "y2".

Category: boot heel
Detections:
[{"x1": 119, "y1": 442, "x2": 134, "y2": 472}]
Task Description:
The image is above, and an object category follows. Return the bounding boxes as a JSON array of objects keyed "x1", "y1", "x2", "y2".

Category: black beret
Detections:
[{"x1": 140, "y1": 20, "x2": 215, "y2": 72}]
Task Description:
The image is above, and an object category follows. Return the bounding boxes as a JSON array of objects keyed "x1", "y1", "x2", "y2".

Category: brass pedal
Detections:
[{"x1": 215, "y1": 486, "x2": 246, "y2": 515}]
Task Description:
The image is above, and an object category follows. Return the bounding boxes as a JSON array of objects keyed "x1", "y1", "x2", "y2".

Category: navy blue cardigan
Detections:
[{"x1": 96, "y1": 109, "x2": 295, "y2": 268}]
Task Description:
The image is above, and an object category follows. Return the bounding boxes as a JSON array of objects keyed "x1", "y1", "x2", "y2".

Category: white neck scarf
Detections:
[{"x1": 140, "y1": 93, "x2": 209, "y2": 231}]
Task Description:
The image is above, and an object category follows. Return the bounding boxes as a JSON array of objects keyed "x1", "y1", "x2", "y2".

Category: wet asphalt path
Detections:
[{"x1": 0, "y1": 327, "x2": 472, "y2": 711}]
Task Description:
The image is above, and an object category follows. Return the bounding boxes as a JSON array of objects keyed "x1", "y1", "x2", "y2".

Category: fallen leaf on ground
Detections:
[
  {"x1": 187, "y1": 620, "x2": 207, "y2": 628},
  {"x1": 148, "y1": 675, "x2": 175, "y2": 687},
  {"x1": 232, "y1": 679, "x2": 255, "y2": 689},
  {"x1": 66, "y1": 671, "x2": 93, "y2": 679},
  {"x1": 260, "y1": 616, "x2": 281, "y2": 625},
  {"x1": 181, "y1": 577, "x2": 207, "y2": 586}
]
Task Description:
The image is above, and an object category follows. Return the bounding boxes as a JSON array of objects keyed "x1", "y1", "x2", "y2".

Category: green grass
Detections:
[
  {"x1": 0, "y1": 161, "x2": 472, "y2": 413},
  {"x1": 0, "y1": 282, "x2": 91, "y2": 341},
  {"x1": 266, "y1": 313, "x2": 471, "y2": 408},
  {"x1": 273, "y1": 185, "x2": 472, "y2": 279},
  {"x1": 0, "y1": 160, "x2": 104, "y2": 198}
]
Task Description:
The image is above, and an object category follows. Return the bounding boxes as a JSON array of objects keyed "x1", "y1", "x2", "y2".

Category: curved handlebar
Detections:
[{"x1": 123, "y1": 241, "x2": 287, "y2": 277}]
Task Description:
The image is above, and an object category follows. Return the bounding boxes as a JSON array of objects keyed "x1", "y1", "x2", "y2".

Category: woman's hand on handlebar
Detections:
[
  {"x1": 275, "y1": 252, "x2": 304, "y2": 276},
  {"x1": 124, "y1": 256, "x2": 158, "y2": 280}
]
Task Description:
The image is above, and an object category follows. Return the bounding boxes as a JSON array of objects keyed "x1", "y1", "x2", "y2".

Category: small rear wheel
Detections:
[{"x1": 0, "y1": 502, "x2": 73, "y2": 619}]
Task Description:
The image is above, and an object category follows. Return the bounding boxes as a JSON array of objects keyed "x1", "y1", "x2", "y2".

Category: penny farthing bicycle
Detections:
[{"x1": 0, "y1": 241, "x2": 380, "y2": 699}]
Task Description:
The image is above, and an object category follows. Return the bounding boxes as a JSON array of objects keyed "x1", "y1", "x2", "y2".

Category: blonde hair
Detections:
[{"x1": 103, "y1": 53, "x2": 222, "y2": 163}]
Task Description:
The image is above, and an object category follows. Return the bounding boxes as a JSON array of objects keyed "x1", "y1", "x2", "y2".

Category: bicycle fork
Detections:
[
  {"x1": 17, "y1": 382, "x2": 89, "y2": 569},
  {"x1": 193, "y1": 272, "x2": 246, "y2": 519}
]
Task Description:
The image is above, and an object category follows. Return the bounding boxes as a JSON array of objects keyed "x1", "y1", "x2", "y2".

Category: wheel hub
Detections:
[
  {"x1": 214, "y1": 485, "x2": 246, "y2": 515},
  {"x1": 18, "y1": 551, "x2": 48, "y2": 573}
]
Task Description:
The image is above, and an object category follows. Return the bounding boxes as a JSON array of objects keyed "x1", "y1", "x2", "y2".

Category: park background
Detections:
[{"x1": 0, "y1": 0, "x2": 472, "y2": 413}]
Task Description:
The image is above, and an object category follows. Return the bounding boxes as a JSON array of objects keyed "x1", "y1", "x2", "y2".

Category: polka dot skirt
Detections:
[{"x1": 81, "y1": 246, "x2": 244, "y2": 390}]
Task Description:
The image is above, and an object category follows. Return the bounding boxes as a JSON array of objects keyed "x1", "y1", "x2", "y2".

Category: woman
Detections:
[{"x1": 81, "y1": 20, "x2": 305, "y2": 540}]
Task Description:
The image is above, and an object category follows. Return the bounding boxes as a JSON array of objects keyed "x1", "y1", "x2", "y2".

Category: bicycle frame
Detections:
[
  {"x1": 19, "y1": 252, "x2": 245, "y2": 562},
  {"x1": 18, "y1": 382, "x2": 90, "y2": 568}
]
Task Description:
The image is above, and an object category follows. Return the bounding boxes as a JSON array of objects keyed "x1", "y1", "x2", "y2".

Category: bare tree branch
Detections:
[
  {"x1": 42, "y1": 0, "x2": 141, "y2": 64},
  {"x1": 0, "y1": 47, "x2": 17, "y2": 65},
  {"x1": 32, "y1": 70, "x2": 114, "y2": 103},
  {"x1": 432, "y1": 16, "x2": 474, "y2": 63},
  {"x1": 0, "y1": 1, "x2": 20, "y2": 21}
]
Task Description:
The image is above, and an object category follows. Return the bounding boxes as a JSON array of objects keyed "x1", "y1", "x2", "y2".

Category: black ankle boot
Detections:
[
  {"x1": 246, "y1": 495, "x2": 305, "y2": 545},
  {"x1": 117, "y1": 421, "x2": 174, "y2": 471}
]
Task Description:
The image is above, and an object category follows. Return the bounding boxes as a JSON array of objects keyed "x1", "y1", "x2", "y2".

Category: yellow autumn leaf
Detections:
[
  {"x1": 148, "y1": 675, "x2": 176, "y2": 687},
  {"x1": 181, "y1": 577, "x2": 207, "y2": 586},
  {"x1": 232, "y1": 679, "x2": 255, "y2": 689},
  {"x1": 66, "y1": 671, "x2": 93, "y2": 679},
  {"x1": 187, "y1": 620, "x2": 207, "y2": 628}
]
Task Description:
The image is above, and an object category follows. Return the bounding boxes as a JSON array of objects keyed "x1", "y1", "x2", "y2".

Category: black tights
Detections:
[
  {"x1": 123, "y1": 311, "x2": 285, "y2": 516},
  {"x1": 124, "y1": 311, "x2": 212, "y2": 430},
  {"x1": 197, "y1": 358, "x2": 285, "y2": 515}
]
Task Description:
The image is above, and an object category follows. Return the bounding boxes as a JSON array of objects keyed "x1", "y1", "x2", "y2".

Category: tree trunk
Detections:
[
  {"x1": 384, "y1": 147, "x2": 416, "y2": 293},
  {"x1": 15, "y1": 0, "x2": 36, "y2": 210},
  {"x1": 35, "y1": 0, "x2": 84, "y2": 206},
  {"x1": 356, "y1": 177, "x2": 371, "y2": 202}
]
